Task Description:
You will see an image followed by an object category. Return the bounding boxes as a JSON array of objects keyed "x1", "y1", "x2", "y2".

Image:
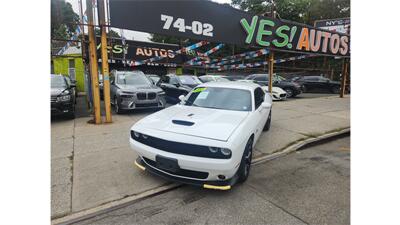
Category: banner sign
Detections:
[
  {"x1": 92, "y1": 37, "x2": 195, "y2": 64},
  {"x1": 109, "y1": 0, "x2": 350, "y2": 57},
  {"x1": 314, "y1": 18, "x2": 350, "y2": 35}
]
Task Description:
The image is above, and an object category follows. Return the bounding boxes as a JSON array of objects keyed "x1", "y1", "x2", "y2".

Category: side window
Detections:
[
  {"x1": 254, "y1": 87, "x2": 265, "y2": 109},
  {"x1": 169, "y1": 76, "x2": 179, "y2": 84},
  {"x1": 255, "y1": 76, "x2": 267, "y2": 81}
]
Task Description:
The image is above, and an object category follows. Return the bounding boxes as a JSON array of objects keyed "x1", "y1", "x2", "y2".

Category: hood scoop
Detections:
[{"x1": 172, "y1": 120, "x2": 195, "y2": 126}]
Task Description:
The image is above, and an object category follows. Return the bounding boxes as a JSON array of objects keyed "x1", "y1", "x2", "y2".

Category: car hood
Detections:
[
  {"x1": 134, "y1": 104, "x2": 249, "y2": 142},
  {"x1": 116, "y1": 84, "x2": 161, "y2": 92},
  {"x1": 51, "y1": 88, "x2": 67, "y2": 96}
]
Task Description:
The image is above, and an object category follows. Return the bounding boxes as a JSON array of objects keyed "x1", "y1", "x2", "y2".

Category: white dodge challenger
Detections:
[{"x1": 130, "y1": 82, "x2": 272, "y2": 190}]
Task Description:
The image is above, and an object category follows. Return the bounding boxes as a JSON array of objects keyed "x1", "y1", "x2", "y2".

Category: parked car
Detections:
[
  {"x1": 146, "y1": 74, "x2": 161, "y2": 86},
  {"x1": 237, "y1": 79, "x2": 287, "y2": 101},
  {"x1": 160, "y1": 74, "x2": 203, "y2": 103},
  {"x1": 245, "y1": 74, "x2": 302, "y2": 98},
  {"x1": 131, "y1": 81, "x2": 272, "y2": 189},
  {"x1": 294, "y1": 76, "x2": 341, "y2": 93},
  {"x1": 110, "y1": 70, "x2": 166, "y2": 114},
  {"x1": 51, "y1": 74, "x2": 76, "y2": 118},
  {"x1": 199, "y1": 75, "x2": 230, "y2": 83}
]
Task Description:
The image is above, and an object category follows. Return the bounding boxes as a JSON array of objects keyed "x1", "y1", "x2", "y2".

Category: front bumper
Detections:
[
  {"x1": 135, "y1": 157, "x2": 236, "y2": 190},
  {"x1": 119, "y1": 95, "x2": 166, "y2": 110},
  {"x1": 130, "y1": 137, "x2": 241, "y2": 186},
  {"x1": 51, "y1": 101, "x2": 73, "y2": 115}
]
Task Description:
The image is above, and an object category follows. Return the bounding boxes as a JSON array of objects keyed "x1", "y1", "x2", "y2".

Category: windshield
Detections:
[
  {"x1": 51, "y1": 76, "x2": 67, "y2": 88},
  {"x1": 116, "y1": 72, "x2": 151, "y2": 85},
  {"x1": 185, "y1": 87, "x2": 251, "y2": 111},
  {"x1": 179, "y1": 76, "x2": 202, "y2": 85}
]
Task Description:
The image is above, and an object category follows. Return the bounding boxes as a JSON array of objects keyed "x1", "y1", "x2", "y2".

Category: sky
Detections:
[{"x1": 66, "y1": 0, "x2": 232, "y2": 42}]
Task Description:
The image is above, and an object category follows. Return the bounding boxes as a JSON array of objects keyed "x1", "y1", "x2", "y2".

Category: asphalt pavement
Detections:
[{"x1": 72, "y1": 136, "x2": 350, "y2": 225}]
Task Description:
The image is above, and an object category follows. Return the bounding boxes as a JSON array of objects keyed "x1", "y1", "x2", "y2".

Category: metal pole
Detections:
[
  {"x1": 340, "y1": 58, "x2": 348, "y2": 98},
  {"x1": 267, "y1": 1, "x2": 276, "y2": 94},
  {"x1": 98, "y1": 0, "x2": 112, "y2": 123},
  {"x1": 87, "y1": 0, "x2": 102, "y2": 124}
]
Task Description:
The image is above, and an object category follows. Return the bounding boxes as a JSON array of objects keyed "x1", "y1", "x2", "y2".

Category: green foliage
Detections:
[
  {"x1": 95, "y1": 28, "x2": 121, "y2": 38},
  {"x1": 150, "y1": 34, "x2": 181, "y2": 44},
  {"x1": 231, "y1": 0, "x2": 350, "y2": 25},
  {"x1": 51, "y1": 0, "x2": 80, "y2": 39}
]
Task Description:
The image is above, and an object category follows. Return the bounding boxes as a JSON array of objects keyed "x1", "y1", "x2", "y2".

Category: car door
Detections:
[{"x1": 253, "y1": 87, "x2": 268, "y2": 141}]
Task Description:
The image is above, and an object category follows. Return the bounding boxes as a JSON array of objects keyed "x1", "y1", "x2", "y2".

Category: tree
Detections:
[
  {"x1": 231, "y1": 0, "x2": 350, "y2": 25},
  {"x1": 95, "y1": 28, "x2": 121, "y2": 38},
  {"x1": 51, "y1": 0, "x2": 80, "y2": 40}
]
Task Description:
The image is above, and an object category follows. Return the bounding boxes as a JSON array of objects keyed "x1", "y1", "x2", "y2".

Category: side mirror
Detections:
[
  {"x1": 261, "y1": 101, "x2": 272, "y2": 109},
  {"x1": 178, "y1": 95, "x2": 185, "y2": 102},
  {"x1": 174, "y1": 83, "x2": 180, "y2": 87}
]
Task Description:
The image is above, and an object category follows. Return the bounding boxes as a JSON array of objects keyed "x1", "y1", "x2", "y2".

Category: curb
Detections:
[
  {"x1": 51, "y1": 183, "x2": 181, "y2": 225},
  {"x1": 252, "y1": 127, "x2": 350, "y2": 165},
  {"x1": 52, "y1": 127, "x2": 350, "y2": 225}
]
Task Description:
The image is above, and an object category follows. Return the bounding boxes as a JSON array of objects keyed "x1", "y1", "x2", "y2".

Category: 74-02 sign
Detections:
[{"x1": 161, "y1": 14, "x2": 214, "y2": 37}]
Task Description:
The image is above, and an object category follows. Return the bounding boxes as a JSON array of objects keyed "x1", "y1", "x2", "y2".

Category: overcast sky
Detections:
[{"x1": 66, "y1": 0, "x2": 232, "y2": 42}]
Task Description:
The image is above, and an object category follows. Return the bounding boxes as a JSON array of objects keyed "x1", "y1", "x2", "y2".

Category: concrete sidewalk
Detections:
[{"x1": 51, "y1": 95, "x2": 350, "y2": 219}]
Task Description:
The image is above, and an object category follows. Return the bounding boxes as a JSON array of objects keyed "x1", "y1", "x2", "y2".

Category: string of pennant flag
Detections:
[{"x1": 185, "y1": 43, "x2": 225, "y2": 65}]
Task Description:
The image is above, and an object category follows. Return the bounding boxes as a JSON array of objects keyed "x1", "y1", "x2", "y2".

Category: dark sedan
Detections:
[
  {"x1": 295, "y1": 76, "x2": 341, "y2": 93},
  {"x1": 160, "y1": 74, "x2": 202, "y2": 103},
  {"x1": 51, "y1": 74, "x2": 76, "y2": 118},
  {"x1": 245, "y1": 74, "x2": 302, "y2": 98}
]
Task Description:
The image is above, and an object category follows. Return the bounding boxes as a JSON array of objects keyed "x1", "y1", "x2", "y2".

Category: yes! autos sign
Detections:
[{"x1": 109, "y1": 0, "x2": 350, "y2": 57}]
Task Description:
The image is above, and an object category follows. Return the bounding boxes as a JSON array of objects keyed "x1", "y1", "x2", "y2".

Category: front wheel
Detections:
[
  {"x1": 114, "y1": 97, "x2": 123, "y2": 114},
  {"x1": 263, "y1": 110, "x2": 271, "y2": 131},
  {"x1": 331, "y1": 86, "x2": 340, "y2": 94},
  {"x1": 284, "y1": 88, "x2": 294, "y2": 98},
  {"x1": 237, "y1": 137, "x2": 253, "y2": 183}
]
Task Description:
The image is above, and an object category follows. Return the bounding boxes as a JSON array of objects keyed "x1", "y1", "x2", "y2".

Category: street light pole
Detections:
[
  {"x1": 98, "y1": 0, "x2": 112, "y2": 123},
  {"x1": 86, "y1": 0, "x2": 102, "y2": 124}
]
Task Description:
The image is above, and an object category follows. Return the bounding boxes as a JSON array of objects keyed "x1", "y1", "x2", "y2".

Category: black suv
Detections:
[
  {"x1": 160, "y1": 74, "x2": 202, "y2": 103},
  {"x1": 245, "y1": 74, "x2": 303, "y2": 97},
  {"x1": 294, "y1": 76, "x2": 341, "y2": 93},
  {"x1": 51, "y1": 74, "x2": 76, "y2": 118}
]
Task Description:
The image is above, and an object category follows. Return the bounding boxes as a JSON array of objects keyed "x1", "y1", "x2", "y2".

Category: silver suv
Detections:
[{"x1": 110, "y1": 70, "x2": 166, "y2": 114}]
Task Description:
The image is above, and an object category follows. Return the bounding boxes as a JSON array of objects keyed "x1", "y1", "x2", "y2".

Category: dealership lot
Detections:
[{"x1": 51, "y1": 95, "x2": 349, "y2": 219}]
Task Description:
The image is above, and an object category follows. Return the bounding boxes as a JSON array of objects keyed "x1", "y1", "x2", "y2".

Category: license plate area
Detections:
[{"x1": 156, "y1": 155, "x2": 179, "y2": 173}]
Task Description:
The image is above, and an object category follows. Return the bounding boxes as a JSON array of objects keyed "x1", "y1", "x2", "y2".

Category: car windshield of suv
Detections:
[
  {"x1": 51, "y1": 76, "x2": 67, "y2": 88},
  {"x1": 185, "y1": 87, "x2": 251, "y2": 111},
  {"x1": 179, "y1": 76, "x2": 202, "y2": 85},
  {"x1": 116, "y1": 72, "x2": 151, "y2": 85}
]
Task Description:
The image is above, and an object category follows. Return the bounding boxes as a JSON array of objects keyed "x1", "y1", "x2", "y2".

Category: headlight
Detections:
[
  {"x1": 142, "y1": 134, "x2": 148, "y2": 139},
  {"x1": 208, "y1": 147, "x2": 231, "y2": 156},
  {"x1": 209, "y1": 147, "x2": 219, "y2": 153},
  {"x1": 220, "y1": 148, "x2": 231, "y2": 156},
  {"x1": 133, "y1": 131, "x2": 140, "y2": 138},
  {"x1": 157, "y1": 91, "x2": 165, "y2": 95},
  {"x1": 57, "y1": 95, "x2": 70, "y2": 101}
]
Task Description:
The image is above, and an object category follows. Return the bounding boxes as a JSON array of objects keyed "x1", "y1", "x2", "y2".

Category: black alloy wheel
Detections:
[
  {"x1": 237, "y1": 137, "x2": 254, "y2": 183},
  {"x1": 284, "y1": 88, "x2": 294, "y2": 98},
  {"x1": 263, "y1": 110, "x2": 271, "y2": 131}
]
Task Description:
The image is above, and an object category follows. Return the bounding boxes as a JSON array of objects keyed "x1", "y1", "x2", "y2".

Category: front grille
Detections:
[
  {"x1": 142, "y1": 157, "x2": 209, "y2": 179},
  {"x1": 148, "y1": 92, "x2": 156, "y2": 99},
  {"x1": 280, "y1": 94, "x2": 286, "y2": 97},
  {"x1": 137, "y1": 92, "x2": 146, "y2": 100},
  {"x1": 131, "y1": 131, "x2": 231, "y2": 159},
  {"x1": 136, "y1": 103, "x2": 159, "y2": 108},
  {"x1": 51, "y1": 96, "x2": 57, "y2": 102}
]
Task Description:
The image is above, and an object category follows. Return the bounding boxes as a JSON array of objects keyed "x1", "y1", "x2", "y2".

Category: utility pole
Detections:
[
  {"x1": 267, "y1": 0, "x2": 276, "y2": 94},
  {"x1": 86, "y1": 0, "x2": 102, "y2": 124},
  {"x1": 340, "y1": 58, "x2": 349, "y2": 98},
  {"x1": 98, "y1": 0, "x2": 112, "y2": 123}
]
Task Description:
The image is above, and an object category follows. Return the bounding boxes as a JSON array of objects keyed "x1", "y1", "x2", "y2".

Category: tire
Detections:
[
  {"x1": 114, "y1": 96, "x2": 123, "y2": 114},
  {"x1": 237, "y1": 137, "x2": 254, "y2": 183},
  {"x1": 302, "y1": 85, "x2": 308, "y2": 93},
  {"x1": 331, "y1": 86, "x2": 340, "y2": 94},
  {"x1": 263, "y1": 110, "x2": 271, "y2": 131},
  {"x1": 284, "y1": 88, "x2": 294, "y2": 98}
]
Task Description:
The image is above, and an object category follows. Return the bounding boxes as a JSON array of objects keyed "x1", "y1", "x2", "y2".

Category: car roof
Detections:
[{"x1": 196, "y1": 81, "x2": 260, "y2": 91}]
